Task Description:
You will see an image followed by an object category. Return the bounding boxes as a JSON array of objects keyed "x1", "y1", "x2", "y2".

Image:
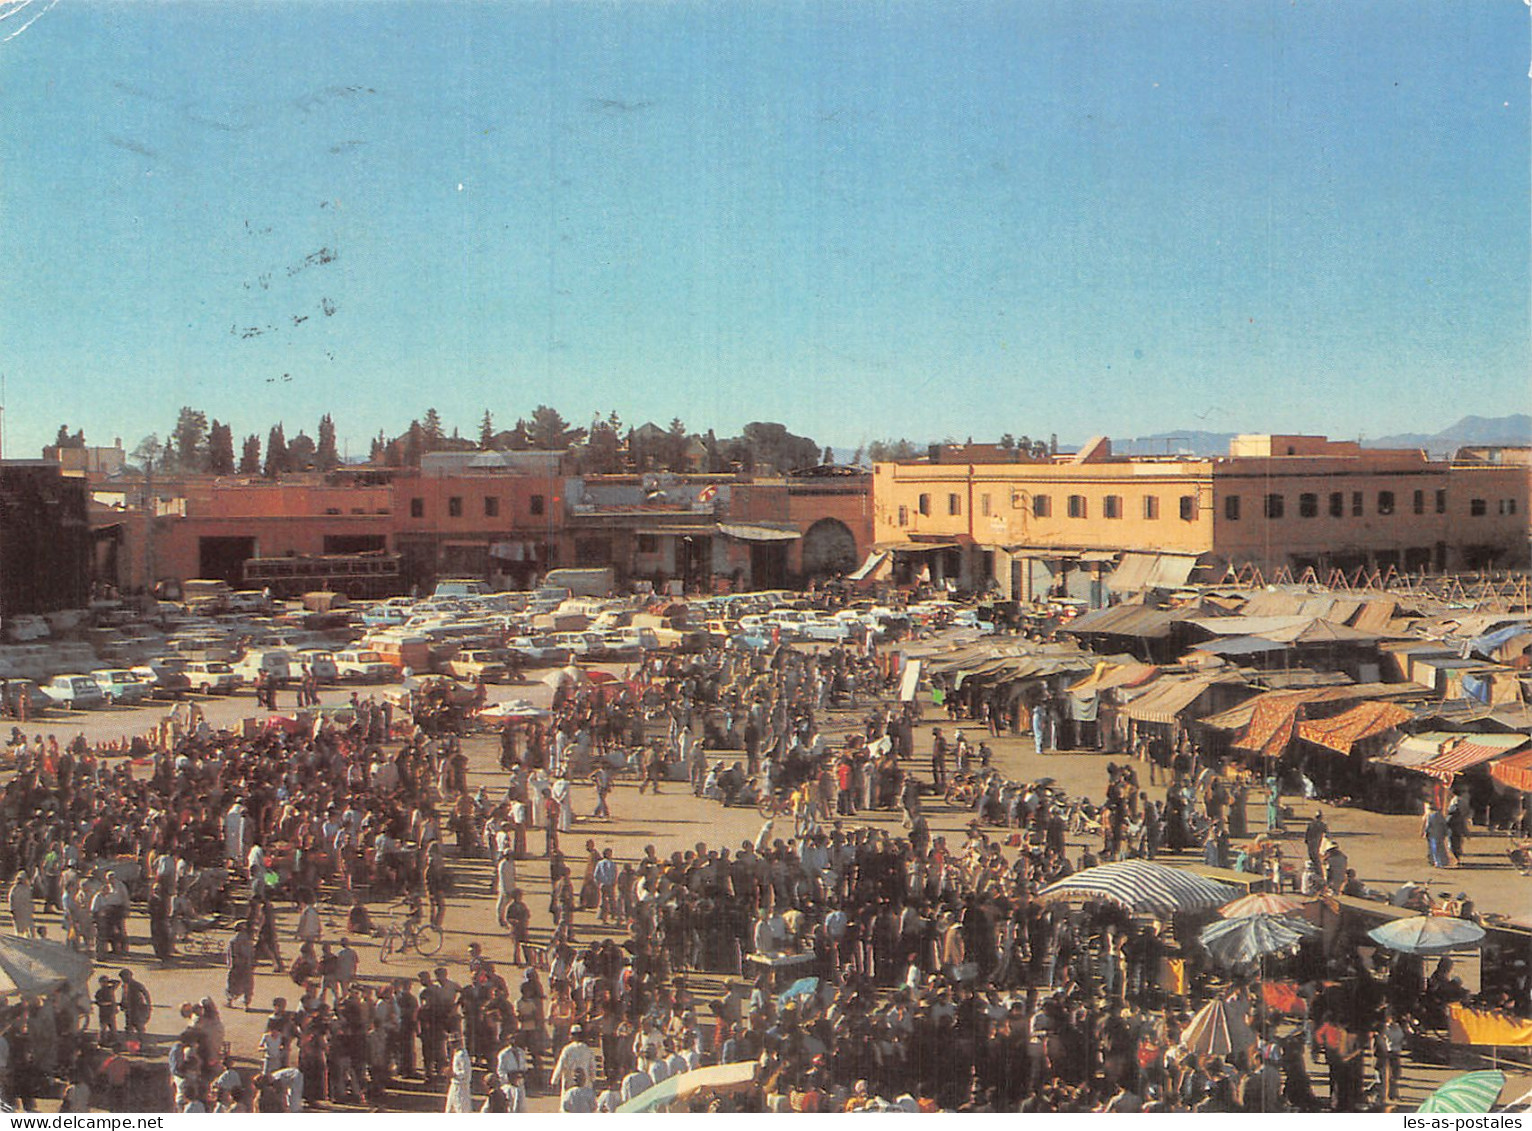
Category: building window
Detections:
[
  {"x1": 1264, "y1": 493, "x2": 1284, "y2": 519},
  {"x1": 1067, "y1": 495, "x2": 1087, "y2": 519},
  {"x1": 635, "y1": 534, "x2": 659, "y2": 553},
  {"x1": 409, "y1": 497, "x2": 424, "y2": 519},
  {"x1": 1179, "y1": 495, "x2": 1196, "y2": 521},
  {"x1": 530, "y1": 494, "x2": 545, "y2": 516},
  {"x1": 1102, "y1": 495, "x2": 1122, "y2": 519},
  {"x1": 1470, "y1": 498, "x2": 1487, "y2": 516},
  {"x1": 897, "y1": 505, "x2": 909, "y2": 527},
  {"x1": 448, "y1": 496, "x2": 463, "y2": 518},
  {"x1": 980, "y1": 493, "x2": 991, "y2": 517},
  {"x1": 1377, "y1": 490, "x2": 1395, "y2": 516},
  {"x1": 918, "y1": 493, "x2": 931, "y2": 517},
  {"x1": 948, "y1": 493, "x2": 961, "y2": 516},
  {"x1": 1500, "y1": 498, "x2": 1519, "y2": 515},
  {"x1": 1033, "y1": 494, "x2": 1052, "y2": 518},
  {"x1": 484, "y1": 496, "x2": 499, "y2": 518},
  {"x1": 1413, "y1": 490, "x2": 1425, "y2": 515},
  {"x1": 1299, "y1": 493, "x2": 1318, "y2": 518},
  {"x1": 1143, "y1": 495, "x2": 1159, "y2": 520},
  {"x1": 323, "y1": 507, "x2": 341, "y2": 515},
  {"x1": 1224, "y1": 495, "x2": 1241, "y2": 521},
  {"x1": 1328, "y1": 492, "x2": 1343, "y2": 518},
  {"x1": 1435, "y1": 489, "x2": 1447, "y2": 514},
  {"x1": 1351, "y1": 491, "x2": 1363, "y2": 517}
]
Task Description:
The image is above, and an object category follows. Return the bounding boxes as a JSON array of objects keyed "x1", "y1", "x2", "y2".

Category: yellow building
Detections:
[{"x1": 872, "y1": 435, "x2": 1530, "y2": 600}]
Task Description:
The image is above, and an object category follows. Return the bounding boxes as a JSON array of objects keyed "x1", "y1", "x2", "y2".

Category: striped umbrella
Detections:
[
  {"x1": 1367, "y1": 915, "x2": 1486, "y2": 955},
  {"x1": 1219, "y1": 892, "x2": 1312, "y2": 919},
  {"x1": 1417, "y1": 1071, "x2": 1505, "y2": 1114},
  {"x1": 1181, "y1": 995, "x2": 1257, "y2": 1057},
  {"x1": 1037, "y1": 860, "x2": 1241, "y2": 916},
  {"x1": 1199, "y1": 913, "x2": 1319, "y2": 968}
]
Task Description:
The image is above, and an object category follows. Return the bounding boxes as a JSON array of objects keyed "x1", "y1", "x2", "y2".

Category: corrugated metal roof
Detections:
[
  {"x1": 1123, "y1": 676, "x2": 1225, "y2": 724},
  {"x1": 1186, "y1": 615, "x2": 1312, "y2": 636},
  {"x1": 1063, "y1": 604, "x2": 1181, "y2": 639},
  {"x1": 1107, "y1": 552, "x2": 1200, "y2": 592},
  {"x1": 1189, "y1": 636, "x2": 1290, "y2": 657},
  {"x1": 1350, "y1": 599, "x2": 1399, "y2": 634}
]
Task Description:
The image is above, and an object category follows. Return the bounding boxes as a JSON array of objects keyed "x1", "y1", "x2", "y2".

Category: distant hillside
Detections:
[
  {"x1": 1106, "y1": 415, "x2": 1531, "y2": 459},
  {"x1": 1371, "y1": 414, "x2": 1531, "y2": 455},
  {"x1": 1108, "y1": 431, "x2": 1237, "y2": 456}
]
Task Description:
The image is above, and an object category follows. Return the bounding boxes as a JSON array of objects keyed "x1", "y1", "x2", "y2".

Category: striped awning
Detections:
[
  {"x1": 1122, "y1": 677, "x2": 1218, "y2": 725},
  {"x1": 1491, "y1": 747, "x2": 1532, "y2": 793},
  {"x1": 1421, "y1": 740, "x2": 1521, "y2": 783},
  {"x1": 1037, "y1": 860, "x2": 1241, "y2": 915}
]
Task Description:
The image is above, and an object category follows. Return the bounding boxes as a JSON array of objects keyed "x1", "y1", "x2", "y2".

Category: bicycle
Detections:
[
  {"x1": 378, "y1": 915, "x2": 443, "y2": 962},
  {"x1": 756, "y1": 791, "x2": 791, "y2": 819}
]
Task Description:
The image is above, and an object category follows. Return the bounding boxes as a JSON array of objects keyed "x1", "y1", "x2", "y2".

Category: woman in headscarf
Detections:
[{"x1": 444, "y1": 1038, "x2": 474, "y2": 1112}]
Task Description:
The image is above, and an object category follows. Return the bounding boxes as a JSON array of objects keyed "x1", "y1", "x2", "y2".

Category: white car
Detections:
[
  {"x1": 40, "y1": 674, "x2": 107, "y2": 710},
  {"x1": 183, "y1": 660, "x2": 242, "y2": 694},
  {"x1": 334, "y1": 650, "x2": 396, "y2": 683},
  {"x1": 90, "y1": 669, "x2": 152, "y2": 706}
]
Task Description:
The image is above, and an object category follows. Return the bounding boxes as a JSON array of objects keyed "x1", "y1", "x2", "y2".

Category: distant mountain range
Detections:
[
  {"x1": 1370, "y1": 414, "x2": 1531, "y2": 453},
  {"x1": 1107, "y1": 414, "x2": 1530, "y2": 458}
]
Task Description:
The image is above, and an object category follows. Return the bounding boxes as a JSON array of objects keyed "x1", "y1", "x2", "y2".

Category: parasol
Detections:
[
  {"x1": 1416, "y1": 1071, "x2": 1506, "y2": 1114},
  {"x1": 1037, "y1": 860, "x2": 1240, "y2": 916},
  {"x1": 615, "y1": 1061, "x2": 758, "y2": 1113},
  {"x1": 1219, "y1": 892, "x2": 1312, "y2": 919},
  {"x1": 0, "y1": 934, "x2": 93, "y2": 1000},
  {"x1": 1181, "y1": 995, "x2": 1256, "y2": 1057},
  {"x1": 1367, "y1": 915, "x2": 1485, "y2": 955},
  {"x1": 1198, "y1": 914, "x2": 1318, "y2": 968},
  {"x1": 776, "y1": 976, "x2": 819, "y2": 1009}
]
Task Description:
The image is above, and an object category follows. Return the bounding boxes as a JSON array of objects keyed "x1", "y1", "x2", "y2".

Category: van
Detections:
[
  {"x1": 433, "y1": 578, "x2": 490, "y2": 599},
  {"x1": 232, "y1": 648, "x2": 292, "y2": 684},
  {"x1": 365, "y1": 633, "x2": 432, "y2": 674}
]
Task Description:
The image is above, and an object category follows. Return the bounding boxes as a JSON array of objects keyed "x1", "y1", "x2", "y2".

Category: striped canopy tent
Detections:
[
  {"x1": 1417, "y1": 1071, "x2": 1506, "y2": 1114},
  {"x1": 1037, "y1": 860, "x2": 1240, "y2": 916}
]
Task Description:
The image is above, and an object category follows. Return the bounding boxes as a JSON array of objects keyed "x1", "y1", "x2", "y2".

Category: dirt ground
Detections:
[{"x1": 5, "y1": 663, "x2": 1530, "y2": 1112}]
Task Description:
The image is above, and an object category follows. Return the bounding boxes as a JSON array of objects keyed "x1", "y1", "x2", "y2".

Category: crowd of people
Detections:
[{"x1": 0, "y1": 627, "x2": 1523, "y2": 1113}]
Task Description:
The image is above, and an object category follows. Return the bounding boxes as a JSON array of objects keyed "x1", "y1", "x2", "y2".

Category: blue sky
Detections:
[{"x1": 0, "y1": 0, "x2": 1526, "y2": 459}]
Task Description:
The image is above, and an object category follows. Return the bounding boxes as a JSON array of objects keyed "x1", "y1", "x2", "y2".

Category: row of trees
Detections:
[{"x1": 68, "y1": 404, "x2": 832, "y2": 478}]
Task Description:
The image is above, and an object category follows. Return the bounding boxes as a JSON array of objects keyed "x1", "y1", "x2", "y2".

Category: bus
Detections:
[{"x1": 242, "y1": 552, "x2": 404, "y2": 601}]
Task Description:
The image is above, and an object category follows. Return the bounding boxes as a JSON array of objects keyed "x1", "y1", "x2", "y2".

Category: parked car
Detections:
[
  {"x1": 231, "y1": 648, "x2": 292, "y2": 685},
  {"x1": 227, "y1": 590, "x2": 272, "y2": 614},
  {"x1": 5, "y1": 614, "x2": 50, "y2": 642},
  {"x1": 0, "y1": 678, "x2": 47, "y2": 715},
  {"x1": 503, "y1": 636, "x2": 572, "y2": 666},
  {"x1": 40, "y1": 674, "x2": 107, "y2": 710},
  {"x1": 333, "y1": 649, "x2": 396, "y2": 683},
  {"x1": 183, "y1": 660, "x2": 242, "y2": 695},
  {"x1": 446, "y1": 649, "x2": 509, "y2": 682},
  {"x1": 294, "y1": 649, "x2": 341, "y2": 683},
  {"x1": 90, "y1": 669, "x2": 152, "y2": 706},
  {"x1": 131, "y1": 662, "x2": 191, "y2": 699}
]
